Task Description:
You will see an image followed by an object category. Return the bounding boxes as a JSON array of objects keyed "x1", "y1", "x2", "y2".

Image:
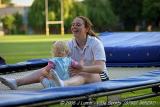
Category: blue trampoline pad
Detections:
[{"x1": 0, "y1": 70, "x2": 160, "y2": 106}]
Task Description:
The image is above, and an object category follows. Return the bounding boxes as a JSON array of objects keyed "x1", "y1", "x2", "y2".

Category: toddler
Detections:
[{"x1": 40, "y1": 41, "x2": 78, "y2": 88}]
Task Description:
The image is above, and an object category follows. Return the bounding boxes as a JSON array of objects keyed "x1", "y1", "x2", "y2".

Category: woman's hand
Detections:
[
  {"x1": 70, "y1": 60, "x2": 105, "y2": 74},
  {"x1": 69, "y1": 63, "x2": 83, "y2": 73}
]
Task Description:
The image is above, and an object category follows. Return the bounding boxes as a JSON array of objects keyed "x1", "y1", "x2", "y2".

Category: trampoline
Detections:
[
  {"x1": 0, "y1": 32, "x2": 160, "y2": 106},
  {"x1": 0, "y1": 70, "x2": 160, "y2": 107}
]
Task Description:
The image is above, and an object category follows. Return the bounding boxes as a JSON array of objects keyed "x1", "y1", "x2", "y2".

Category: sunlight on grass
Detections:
[{"x1": 0, "y1": 34, "x2": 72, "y2": 43}]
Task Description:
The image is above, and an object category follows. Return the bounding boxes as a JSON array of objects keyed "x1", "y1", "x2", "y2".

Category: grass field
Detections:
[
  {"x1": 0, "y1": 34, "x2": 72, "y2": 64},
  {"x1": 0, "y1": 35, "x2": 159, "y2": 107}
]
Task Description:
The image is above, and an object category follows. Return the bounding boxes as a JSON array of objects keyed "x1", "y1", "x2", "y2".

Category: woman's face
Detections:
[{"x1": 71, "y1": 17, "x2": 88, "y2": 38}]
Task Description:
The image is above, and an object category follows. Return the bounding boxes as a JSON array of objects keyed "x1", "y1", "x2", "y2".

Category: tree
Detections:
[
  {"x1": 1, "y1": 15, "x2": 15, "y2": 34},
  {"x1": 13, "y1": 13, "x2": 24, "y2": 34},
  {"x1": 110, "y1": 0, "x2": 143, "y2": 31},
  {"x1": 84, "y1": 0, "x2": 118, "y2": 32},
  {"x1": 142, "y1": 0, "x2": 160, "y2": 31},
  {"x1": 28, "y1": 0, "x2": 85, "y2": 34},
  {"x1": 1, "y1": 0, "x2": 11, "y2": 4},
  {"x1": 1, "y1": 13, "x2": 24, "y2": 34},
  {"x1": 28, "y1": 0, "x2": 118, "y2": 33},
  {"x1": 64, "y1": 0, "x2": 87, "y2": 32},
  {"x1": 28, "y1": 0, "x2": 45, "y2": 33}
]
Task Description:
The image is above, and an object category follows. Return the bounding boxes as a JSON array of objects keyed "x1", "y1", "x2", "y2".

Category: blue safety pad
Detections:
[
  {"x1": 0, "y1": 58, "x2": 48, "y2": 73},
  {"x1": 99, "y1": 32, "x2": 160, "y2": 67},
  {"x1": 0, "y1": 70, "x2": 160, "y2": 106}
]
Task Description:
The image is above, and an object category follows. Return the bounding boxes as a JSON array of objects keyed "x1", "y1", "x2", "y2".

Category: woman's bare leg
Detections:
[
  {"x1": 64, "y1": 73, "x2": 101, "y2": 86},
  {"x1": 64, "y1": 75, "x2": 86, "y2": 86},
  {"x1": 16, "y1": 68, "x2": 45, "y2": 86}
]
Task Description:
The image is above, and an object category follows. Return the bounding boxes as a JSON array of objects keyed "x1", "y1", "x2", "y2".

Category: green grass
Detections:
[
  {"x1": 116, "y1": 89, "x2": 160, "y2": 107},
  {"x1": 0, "y1": 34, "x2": 72, "y2": 43},
  {"x1": 0, "y1": 34, "x2": 72, "y2": 64},
  {"x1": 87, "y1": 89, "x2": 160, "y2": 107}
]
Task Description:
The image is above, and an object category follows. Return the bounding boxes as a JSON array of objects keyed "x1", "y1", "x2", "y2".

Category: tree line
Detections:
[{"x1": 0, "y1": 0, "x2": 160, "y2": 34}]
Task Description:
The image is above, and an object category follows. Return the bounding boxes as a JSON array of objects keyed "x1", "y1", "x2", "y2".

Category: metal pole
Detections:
[
  {"x1": 61, "y1": 0, "x2": 64, "y2": 35},
  {"x1": 45, "y1": 0, "x2": 49, "y2": 36}
]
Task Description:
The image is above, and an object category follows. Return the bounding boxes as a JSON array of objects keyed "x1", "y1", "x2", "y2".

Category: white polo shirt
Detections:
[{"x1": 67, "y1": 35, "x2": 107, "y2": 72}]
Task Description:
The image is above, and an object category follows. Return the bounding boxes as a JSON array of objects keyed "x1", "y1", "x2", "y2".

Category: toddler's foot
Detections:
[
  {"x1": 40, "y1": 77, "x2": 56, "y2": 88},
  {"x1": 50, "y1": 69, "x2": 64, "y2": 87}
]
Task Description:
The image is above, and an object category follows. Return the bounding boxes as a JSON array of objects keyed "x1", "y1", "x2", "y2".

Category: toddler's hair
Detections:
[{"x1": 52, "y1": 41, "x2": 69, "y2": 56}]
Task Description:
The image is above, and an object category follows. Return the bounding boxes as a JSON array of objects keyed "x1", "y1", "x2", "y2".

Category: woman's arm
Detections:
[
  {"x1": 70, "y1": 60, "x2": 105, "y2": 73},
  {"x1": 82, "y1": 60, "x2": 104, "y2": 73}
]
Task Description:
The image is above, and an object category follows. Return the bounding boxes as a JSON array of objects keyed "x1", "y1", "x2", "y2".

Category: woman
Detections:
[{"x1": 0, "y1": 16, "x2": 108, "y2": 90}]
